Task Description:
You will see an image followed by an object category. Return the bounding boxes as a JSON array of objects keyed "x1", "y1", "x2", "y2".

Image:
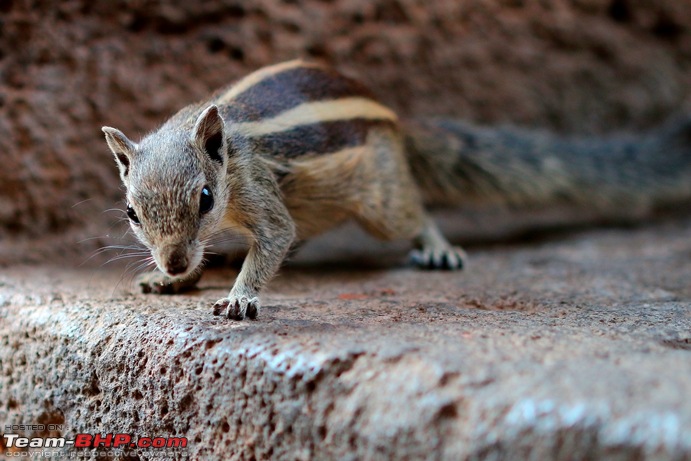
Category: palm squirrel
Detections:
[{"x1": 102, "y1": 59, "x2": 691, "y2": 320}]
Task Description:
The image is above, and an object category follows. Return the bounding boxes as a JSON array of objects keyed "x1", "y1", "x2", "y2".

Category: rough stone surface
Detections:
[
  {"x1": 1, "y1": 0, "x2": 691, "y2": 238},
  {"x1": 2, "y1": 217, "x2": 691, "y2": 460},
  {"x1": 2, "y1": 1, "x2": 691, "y2": 458}
]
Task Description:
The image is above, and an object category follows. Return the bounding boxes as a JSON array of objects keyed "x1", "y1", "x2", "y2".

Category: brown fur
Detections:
[{"x1": 103, "y1": 60, "x2": 691, "y2": 320}]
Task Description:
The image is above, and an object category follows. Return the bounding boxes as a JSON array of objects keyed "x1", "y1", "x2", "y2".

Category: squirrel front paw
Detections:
[
  {"x1": 213, "y1": 295, "x2": 260, "y2": 320},
  {"x1": 137, "y1": 271, "x2": 201, "y2": 294},
  {"x1": 409, "y1": 245, "x2": 466, "y2": 271}
]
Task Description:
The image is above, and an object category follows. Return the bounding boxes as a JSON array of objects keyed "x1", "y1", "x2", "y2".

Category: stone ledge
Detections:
[{"x1": 1, "y1": 219, "x2": 691, "y2": 460}]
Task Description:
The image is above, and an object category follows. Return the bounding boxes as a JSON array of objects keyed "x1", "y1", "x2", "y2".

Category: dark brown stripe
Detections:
[
  {"x1": 225, "y1": 67, "x2": 375, "y2": 123},
  {"x1": 218, "y1": 102, "x2": 262, "y2": 124},
  {"x1": 249, "y1": 118, "x2": 394, "y2": 159}
]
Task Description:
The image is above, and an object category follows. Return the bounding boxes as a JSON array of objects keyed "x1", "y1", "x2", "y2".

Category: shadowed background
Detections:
[{"x1": 1, "y1": 0, "x2": 690, "y2": 263}]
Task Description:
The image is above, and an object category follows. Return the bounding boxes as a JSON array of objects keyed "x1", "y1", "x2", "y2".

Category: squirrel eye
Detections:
[
  {"x1": 200, "y1": 186, "x2": 214, "y2": 215},
  {"x1": 126, "y1": 205, "x2": 140, "y2": 224}
]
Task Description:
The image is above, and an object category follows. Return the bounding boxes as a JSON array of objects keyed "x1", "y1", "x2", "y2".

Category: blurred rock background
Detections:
[{"x1": 1, "y1": 0, "x2": 690, "y2": 261}]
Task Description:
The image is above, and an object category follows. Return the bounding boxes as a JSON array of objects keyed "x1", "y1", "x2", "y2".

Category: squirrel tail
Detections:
[{"x1": 403, "y1": 116, "x2": 691, "y2": 220}]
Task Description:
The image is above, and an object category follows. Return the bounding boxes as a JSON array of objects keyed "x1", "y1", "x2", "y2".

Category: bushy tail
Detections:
[{"x1": 403, "y1": 116, "x2": 691, "y2": 220}]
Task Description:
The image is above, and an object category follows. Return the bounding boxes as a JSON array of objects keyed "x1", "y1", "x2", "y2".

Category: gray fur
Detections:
[
  {"x1": 404, "y1": 118, "x2": 691, "y2": 220},
  {"x1": 103, "y1": 61, "x2": 691, "y2": 321},
  {"x1": 104, "y1": 101, "x2": 296, "y2": 320}
]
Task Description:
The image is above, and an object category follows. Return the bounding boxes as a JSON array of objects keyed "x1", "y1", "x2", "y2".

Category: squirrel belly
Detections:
[{"x1": 102, "y1": 59, "x2": 691, "y2": 320}]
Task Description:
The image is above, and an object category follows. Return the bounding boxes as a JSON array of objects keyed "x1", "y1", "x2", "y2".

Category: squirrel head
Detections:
[{"x1": 102, "y1": 105, "x2": 230, "y2": 279}]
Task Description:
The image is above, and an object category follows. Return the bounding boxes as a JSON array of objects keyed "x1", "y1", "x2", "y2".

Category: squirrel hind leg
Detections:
[{"x1": 409, "y1": 218, "x2": 466, "y2": 271}]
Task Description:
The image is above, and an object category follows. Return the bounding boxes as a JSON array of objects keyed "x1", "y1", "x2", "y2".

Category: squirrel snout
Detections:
[{"x1": 162, "y1": 246, "x2": 189, "y2": 276}]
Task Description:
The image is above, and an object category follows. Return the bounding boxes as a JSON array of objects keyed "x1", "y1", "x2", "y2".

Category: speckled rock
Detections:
[{"x1": 1, "y1": 218, "x2": 690, "y2": 460}]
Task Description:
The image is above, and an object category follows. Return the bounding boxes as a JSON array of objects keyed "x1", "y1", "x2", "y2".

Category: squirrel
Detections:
[{"x1": 102, "y1": 59, "x2": 691, "y2": 320}]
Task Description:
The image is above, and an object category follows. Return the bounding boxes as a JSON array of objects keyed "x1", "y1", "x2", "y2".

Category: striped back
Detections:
[{"x1": 213, "y1": 60, "x2": 399, "y2": 159}]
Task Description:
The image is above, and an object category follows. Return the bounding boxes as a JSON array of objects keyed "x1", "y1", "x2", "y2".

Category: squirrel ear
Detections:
[
  {"x1": 102, "y1": 126, "x2": 137, "y2": 179},
  {"x1": 193, "y1": 105, "x2": 225, "y2": 165}
]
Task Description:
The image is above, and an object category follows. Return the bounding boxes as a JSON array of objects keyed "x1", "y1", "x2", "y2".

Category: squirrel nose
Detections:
[{"x1": 165, "y1": 248, "x2": 189, "y2": 276}]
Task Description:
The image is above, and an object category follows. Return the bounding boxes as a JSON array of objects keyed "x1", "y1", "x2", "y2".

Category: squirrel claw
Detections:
[
  {"x1": 213, "y1": 296, "x2": 260, "y2": 320},
  {"x1": 409, "y1": 246, "x2": 465, "y2": 271}
]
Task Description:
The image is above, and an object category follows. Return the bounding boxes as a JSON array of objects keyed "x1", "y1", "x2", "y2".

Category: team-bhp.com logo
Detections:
[{"x1": 3, "y1": 429, "x2": 187, "y2": 457}]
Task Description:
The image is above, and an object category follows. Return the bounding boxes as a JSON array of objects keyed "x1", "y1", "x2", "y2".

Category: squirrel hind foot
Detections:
[
  {"x1": 409, "y1": 218, "x2": 467, "y2": 271},
  {"x1": 409, "y1": 246, "x2": 466, "y2": 271}
]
